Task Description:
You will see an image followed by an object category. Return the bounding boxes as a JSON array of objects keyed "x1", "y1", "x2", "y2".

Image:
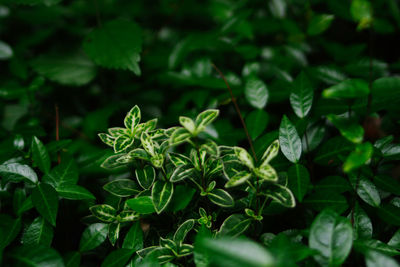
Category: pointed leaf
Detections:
[
  {"x1": 98, "y1": 133, "x2": 115, "y2": 147},
  {"x1": 290, "y1": 72, "x2": 314, "y2": 118},
  {"x1": 108, "y1": 223, "x2": 120, "y2": 246},
  {"x1": 114, "y1": 135, "x2": 134, "y2": 153},
  {"x1": 195, "y1": 109, "x2": 219, "y2": 132},
  {"x1": 32, "y1": 183, "x2": 58, "y2": 226},
  {"x1": 174, "y1": 219, "x2": 195, "y2": 244},
  {"x1": 126, "y1": 196, "x2": 156, "y2": 214},
  {"x1": 103, "y1": 179, "x2": 140, "y2": 197},
  {"x1": 56, "y1": 184, "x2": 95, "y2": 200},
  {"x1": 225, "y1": 170, "x2": 252, "y2": 188},
  {"x1": 357, "y1": 177, "x2": 380, "y2": 207},
  {"x1": 170, "y1": 165, "x2": 196, "y2": 183},
  {"x1": 234, "y1": 147, "x2": 254, "y2": 169},
  {"x1": 79, "y1": 223, "x2": 108, "y2": 252},
  {"x1": 42, "y1": 159, "x2": 78, "y2": 188},
  {"x1": 101, "y1": 248, "x2": 135, "y2": 267},
  {"x1": 287, "y1": 164, "x2": 310, "y2": 202},
  {"x1": 245, "y1": 78, "x2": 268, "y2": 109},
  {"x1": 260, "y1": 140, "x2": 280, "y2": 166},
  {"x1": 279, "y1": 115, "x2": 302, "y2": 163},
  {"x1": 22, "y1": 217, "x2": 53, "y2": 247},
  {"x1": 253, "y1": 165, "x2": 278, "y2": 182},
  {"x1": 0, "y1": 163, "x2": 38, "y2": 184},
  {"x1": 207, "y1": 188, "x2": 234, "y2": 207},
  {"x1": 122, "y1": 221, "x2": 143, "y2": 250},
  {"x1": 90, "y1": 204, "x2": 117, "y2": 222},
  {"x1": 151, "y1": 181, "x2": 174, "y2": 214},
  {"x1": 218, "y1": 214, "x2": 252, "y2": 237},
  {"x1": 263, "y1": 183, "x2": 296, "y2": 208},
  {"x1": 135, "y1": 165, "x2": 156, "y2": 189},
  {"x1": 31, "y1": 136, "x2": 51, "y2": 173},
  {"x1": 179, "y1": 116, "x2": 196, "y2": 134}
]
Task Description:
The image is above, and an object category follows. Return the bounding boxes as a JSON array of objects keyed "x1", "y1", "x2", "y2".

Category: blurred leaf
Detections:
[
  {"x1": 279, "y1": 115, "x2": 302, "y2": 163},
  {"x1": 32, "y1": 183, "x2": 58, "y2": 226},
  {"x1": 9, "y1": 245, "x2": 64, "y2": 267},
  {"x1": 307, "y1": 14, "x2": 334, "y2": 36},
  {"x1": 365, "y1": 250, "x2": 400, "y2": 267},
  {"x1": 378, "y1": 204, "x2": 400, "y2": 226},
  {"x1": 343, "y1": 142, "x2": 373, "y2": 172},
  {"x1": 322, "y1": 79, "x2": 369, "y2": 99},
  {"x1": 304, "y1": 192, "x2": 348, "y2": 213},
  {"x1": 287, "y1": 164, "x2": 310, "y2": 202},
  {"x1": 56, "y1": 184, "x2": 95, "y2": 200},
  {"x1": 245, "y1": 109, "x2": 269, "y2": 140},
  {"x1": 101, "y1": 248, "x2": 135, "y2": 267},
  {"x1": 351, "y1": 0, "x2": 373, "y2": 30},
  {"x1": 218, "y1": 214, "x2": 251, "y2": 237},
  {"x1": 314, "y1": 136, "x2": 354, "y2": 165},
  {"x1": 290, "y1": 72, "x2": 313, "y2": 118},
  {"x1": 31, "y1": 136, "x2": 51, "y2": 174},
  {"x1": 0, "y1": 163, "x2": 38, "y2": 184},
  {"x1": 22, "y1": 217, "x2": 53, "y2": 247},
  {"x1": 245, "y1": 78, "x2": 269, "y2": 109},
  {"x1": 327, "y1": 114, "x2": 364, "y2": 144},
  {"x1": 0, "y1": 40, "x2": 12, "y2": 60},
  {"x1": 79, "y1": 223, "x2": 108, "y2": 252}
]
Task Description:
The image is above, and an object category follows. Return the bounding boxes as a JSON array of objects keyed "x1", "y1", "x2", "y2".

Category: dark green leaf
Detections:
[
  {"x1": 245, "y1": 77, "x2": 269, "y2": 109},
  {"x1": 174, "y1": 219, "x2": 195, "y2": 244},
  {"x1": 245, "y1": 109, "x2": 269, "y2": 140},
  {"x1": 22, "y1": 217, "x2": 53, "y2": 247},
  {"x1": 108, "y1": 223, "x2": 120, "y2": 246},
  {"x1": 9, "y1": 245, "x2": 64, "y2": 267},
  {"x1": 307, "y1": 14, "x2": 335, "y2": 35},
  {"x1": 378, "y1": 204, "x2": 400, "y2": 226},
  {"x1": 32, "y1": 183, "x2": 58, "y2": 226},
  {"x1": 327, "y1": 114, "x2": 364, "y2": 144},
  {"x1": 122, "y1": 221, "x2": 143, "y2": 250},
  {"x1": 126, "y1": 196, "x2": 156, "y2": 214},
  {"x1": 31, "y1": 136, "x2": 51, "y2": 173},
  {"x1": 79, "y1": 223, "x2": 108, "y2": 252},
  {"x1": 42, "y1": 159, "x2": 78, "y2": 189},
  {"x1": 167, "y1": 185, "x2": 196, "y2": 212},
  {"x1": 151, "y1": 181, "x2": 174, "y2": 214},
  {"x1": 314, "y1": 136, "x2": 354, "y2": 165},
  {"x1": 0, "y1": 40, "x2": 12, "y2": 60},
  {"x1": 290, "y1": 72, "x2": 313, "y2": 118},
  {"x1": 218, "y1": 214, "x2": 252, "y2": 237},
  {"x1": 287, "y1": 164, "x2": 310, "y2": 202},
  {"x1": 304, "y1": 192, "x2": 348, "y2": 213},
  {"x1": 135, "y1": 165, "x2": 156, "y2": 189},
  {"x1": 57, "y1": 184, "x2": 95, "y2": 200},
  {"x1": 90, "y1": 204, "x2": 117, "y2": 222},
  {"x1": 207, "y1": 188, "x2": 234, "y2": 207},
  {"x1": 0, "y1": 163, "x2": 38, "y2": 184},
  {"x1": 0, "y1": 215, "x2": 21, "y2": 249},
  {"x1": 322, "y1": 79, "x2": 369, "y2": 99},
  {"x1": 103, "y1": 179, "x2": 140, "y2": 197},
  {"x1": 101, "y1": 249, "x2": 135, "y2": 267},
  {"x1": 279, "y1": 115, "x2": 302, "y2": 163},
  {"x1": 356, "y1": 177, "x2": 381, "y2": 207}
]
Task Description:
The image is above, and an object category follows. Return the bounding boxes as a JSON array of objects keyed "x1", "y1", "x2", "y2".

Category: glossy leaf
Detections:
[
  {"x1": 357, "y1": 178, "x2": 381, "y2": 207},
  {"x1": 224, "y1": 170, "x2": 252, "y2": 188},
  {"x1": 207, "y1": 188, "x2": 234, "y2": 207},
  {"x1": 234, "y1": 146, "x2": 254, "y2": 169},
  {"x1": 83, "y1": 19, "x2": 142, "y2": 75},
  {"x1": 79, "y1": 223, "x2": 108, "y2": 252},
  {"x1": 31, "y1": 136, "x2": 51, "y2": 173},
  {"x1": 32, "y1": 183, "x2": 58, "y2": 226},
  {"x1": 152, "y1": 181, "x2": 174, "y2": 214},
  {"x1": 108, "y1": 223, "x2": 120, "y2": 246},
  {"x1": 309, "y1": 209, "x2": 353, "y2": 266},
  {"x1": 103, "y1": 179, "x2": 140, "y2": 197},
  {"x1": 56, "y1": 184, "x2": 95, "y2": 200},
  {"x1": 245, "y1": 78, "x2": 268, "y2": 109},
  {"x1": 218, "y1": 214, "x2": 252, "y2": 237},
  {"x1": 90, "y1": 204, "x2": 117, "y2": 222},
  {"x1": 124, "y1": 105, "x2": 141, "y2": 133},
  {"x1": 123, "y1": 221, "x2": 143, "y2": 250},
  {"x1": 126, "y1": 196, "x2": 156, "y2": 214},
  {"x1": 22, "y1": 217, "x2": 53, "y2": 247},
  {"x1": 279, "y1": 115, "x2": 302, "y2": 163},
  {"x1": 0, "y1": 163, "x2": 38, "y2": 184},
  {"x1": 170, "y1": 165, "x2": 195, "y2": 183},
  {"x1": 287, "y1": 164, "x2": 310, "y2": 202},
  {"x1": 135, "y1": 165, "x2": 156, "y2": 189},
  {"x1": 42, "y1": 159, "x2": 78, "y2": 189},
  {"x1": 263, "y1": 183, "x2": 296, "y2": 208},
  {"x1": 174, "y1": 219, "x2": 195, "y2": 244},
  {"x1": 101, "y1": 248, "x2": 135, "y2": 267},
  {"x1": 290, "y1": 72, "x2": 313, "y2": 118},
  {"x1": 322, "y1": 79, "x2": 369, "y2": 99}
]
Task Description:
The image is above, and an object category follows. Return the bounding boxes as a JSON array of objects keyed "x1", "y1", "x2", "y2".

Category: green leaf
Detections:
[
  {"x1": 351, "y1": 0, "x2": 373, "y2": 30},
  {"x1": 0, "y1": 215, "x2": 21, "y2": 249},
  {"x1": 327, "y1": 114, "x2": 364, "y2": 144},
  {"x1": 114, "y1": 135, "x2": 134, "y2": 153},
  {"x1": 260, "y1": 139, "x2": 280, "y2": 165},
  {"x1": 42, "y1": 159, "x2": 78, "y2": 189},
  {"x1": 234, "y1": 147, "x2": 254, "y2": 169},
  {"x1": 314, "y1": 136, "x2": 354, "y2": 165},
  {"x1": 141, "y1": 132, "x2": 155, "y2": 156},
  {"x1": 174, "y1": 219, "x2": 195, "y2": 244},
  {"x1": 9, "y1": 245, "x2": 64, "y2": 267},
  {"x1": 378, "y1": 204, "x2": 400, "y2": 226},
  {"x1": 101, "y1": 248, "x2": 135, "y2": 267},
  {"x1": 90, "y1": 204, "x2": 117, "y2": 222},
  {"x1": 168, "y1": 153, "x2": 191, "y2": 167},
  {"x1": 357, "y1": 177, "x2": 381, "y2": 207},
  {"x1": 195, "y1": 109, "x2": 219, "y2": 132},
  {"x1": 245, "y1": 78, "x2": 269, "y2": 109},
  {"x1": 263, "y1": 183, "x2": 296, "y2": 208},
  {"x1": 287, "y1": 164, "x2": 310, "y2": 202},
  {"x1": 0, "y1": 163, "x2": 38, "y2": 184},
  {"x1": 314, "y1": 176, "x2": 351, "y2": 193},
  {"x1": 307, "y1": 14, "x2": 335, "y2": 35},
  {"x1": 224, "y1": 170, "x2": 252, "y2": 188},
  {"x1": 322, "y1": 79, "x2": 369, "y2": 99},
  {"x1": 245, "y1": 109, "x2": 269, "y2": 140},
  {"x1": 350, "y1": 204, "x2": 373, "y2": 240},
  {"x1": 365, "y1": 250, "x2": 400, "y2": 267},
  {"x1": 31, "y1": 136, "x2": 51, "y2": 174},
  {"x1": 196, "y1": 237, "x2": 275, "y2": 267},
  {"x1": 135, "y1": 165, "x2": 156, "y2": 189},
  {"x1": 218, "y1": 214, "x2": 252, "y2": 237},
  {"x1": 309, "y1": 209, "x2": 353, "y2": 266},
  {"x1": 124, "y1": 105, "x2": 141, "y2": 133},
  {"x1": 179, "y1": 116, "x2": 196, "y2": 134},
  {"x1": 32, "y1": 183, "x2": 58, "y2": 226},
  {"x1": 56, "y1": 184, "x2": 95, "y2": 200},
  {"x1": 83, "y1": 19, "x2": 142, "y2": 75},
  {"x1": 170, "y1": 128, "x2": 191, "y2": 145},
  {"x1": 64, "y1": 251, "x2": 81, "y2": 267},
  {"x1": 388, "y1": 229, "x2": 400, "y2": 249},
  {"x1": 31, "y1": 53, "x2": 96, "y2": 86},
  {"x1": 207, "y1": 188, "x2": 234, "y2": 207},
  {"x1": 0, "y1": 40, "x2": 13, "y2": 60},
  {"x1": 374, "y1": 174, "x2": 400, "y2": 195},
  {"x1": 290, "y1": 72, "x2": 314, "y2": 118},
  {"x1": 151, "y1": 181, "x2": 174, "y2": 214},
  {"x1": 304, "y1": 192, "x2": 349, "y2": 213},
  {"x1": 302, "y1": 123, "x2": 326, "y2": 152},
  {"x1": 279, "y1": 115, "x2": 302, "y2": 163},
  {"x1": 170, "y1": 165, "x2": 195, "y2": 183},
  {"x1": 22, "y1": 217, "x2": 53, "y2": 247},
  {"x1": 354, "y1": 239, "x2": 400, "y2": 256},
  {"x1": 103, "y1": 179, "x2": 140, "y2": 197},
  {"x1": 12, "y1": 0, "x2": 61, "y2": 6},
  {"x1": 371, "y1": 77, "x2": 400, "y2": 111},
  {"x1": 122, "y1": 221, "x2": 143, "y2": 250},
  {"x1": 108, "y1": 223, "x2": 120, "y2": 246},
  {"x1": 254, "y1": 164, "x2": 278, "y2": 182},
  {"x1": 126, "y1": 196, "x2": 156, "y2": 214},
  {"x1": 343, "y1": 142, "x2": 373, "y2": 172},
  {"x1": 167, "y1": 185, "x2": 196, "y2": 212},
  {"x1": 79, "y1": 223, "x2": 108, "y2": 252}
]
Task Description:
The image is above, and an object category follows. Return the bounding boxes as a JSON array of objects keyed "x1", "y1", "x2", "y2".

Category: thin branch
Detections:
[{"x1": 211, "y1": 63, "x2": 257, "y2": 161}]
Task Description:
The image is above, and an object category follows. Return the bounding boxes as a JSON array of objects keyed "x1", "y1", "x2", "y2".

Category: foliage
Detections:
[{"x1": 0, "y1": 0, "x2": 400, "y2": 266}]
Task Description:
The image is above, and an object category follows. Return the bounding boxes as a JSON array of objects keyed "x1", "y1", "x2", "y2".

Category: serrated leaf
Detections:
[
  {"x1": 290, "y1": 72, "x2": 314, "y2": 118},
  {"x1": 309, "y1": 209, "x2": 353, "y2": 266},
  {"x1": 83, "y1": 19, "x2": 142, "y2": 75},
  {"x1": 343, "y1": 142, "x2": 373, "y2": 172},
  {"x1": 122, "y1": 221, "x2": 143, "y2": 250},
  {"x1": 207, "y1": 188, "x2": 234, "y2": 207},
  {"x1": 279, "y1": 115, "x2": 302, "y2": 163},
  {"x1": 152, "y1": 181, "x2": 174, "y2": 214},
  {"x1": 32, "y1": 183, "x2": 58, "y2": 227},
  {"x1": 31, "y1": 136, "x2": 51, "y2": 174},
  {"x1": 135, "y1": 165, "x2": 156, "y2": 189},
  {"x1": 245, "y1": 78, "x2": 268, "y2": 109},
  {"x1": 288, "y1": 164, "x2": 310, "y2": 202},
  {"x1": 79, "y1": 223, "x2": 108, "y2": 252},
  {"x1": 0, "y1": 163, "x2": 38, "y2": 184},
  {"x1": 103, "y1": 179, "x2": 140, "y2": 197},
  {"x1": 31, "y1": 53, "x2": 96, "y2": 86},
  {"x1": 56, "y1": 184, "x2": 95, "y2": 200},
  {"x1": 126, "y1": 196, "x2": 156, "y2": 214},
  {"x1": 90, "y1": 204, "x2": 117, "y2": 223},
  {"x1": 322, "y1": 79, "x2": 369, "y2": 99}
]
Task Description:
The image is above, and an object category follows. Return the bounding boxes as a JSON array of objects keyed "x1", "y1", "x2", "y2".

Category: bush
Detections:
[{"x1": 0, "y1": 0, "x2": 400, "y2": 266}]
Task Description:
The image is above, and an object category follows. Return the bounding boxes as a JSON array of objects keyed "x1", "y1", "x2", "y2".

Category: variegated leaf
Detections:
[
  {"x1": 178, "y1": 244, "x2": 193, "y2": 257},
  {"x1": 113, "y1": 135, "x2": 134, "y2": 153},
  {"x1": 260, "y1": 139, "x2": 280, "y2": 167},
  {"x1": 124, "y1": 105, "x2": 141, "y2": 133},
  {"x1": 223, "y1": 160, "x2": 248, "y2": 180},
  {"x1": 200, "y1": 140, "x2": 219, "y2": 157},
  {"x1": 170, "y1": 128, "x2": 191, "y2": 145},
  {"x1": 179, "y1": 116, "x2": 196, "y2": 134},
  {"x1": 108, "y1": 223, "x2": 120, "y2": 246},
  {"x1": 103, "y1": 179, "x2": 140, "y2": 197},
  {"x1": 169, "y1": 152, "x2": 191, "y2": 167},
  {"x1": 141, "y1": 132, "x2": 155, "y2": 156},
  {"x1": 108, "y1": 127, "x2": 127, "y2": 138},
  {"x1": 225, "y1": 170, "x2": 252, "y2": 188},
  {"x1": 263, "y1": 183, "x2": 296, "y2": 208},
  {"x1": 127, "y1": 148, "x2": 150, "y2": 161},
  {"x1": 152, "y1": 181, "x2": 174, "y2": 214},
  {"x1": 101, "y1": 154, "x2": 126, "y2": 169},
  {"x1": 150, "y1": 154, "x2": 164, "y2": 168},
  {"x1": 160, "y1": 237, "x2": 178, "y2": 252},
  {"x1": 170, "y1": 165, "x2": 196, "y2": 183},
  {"x1": 90, "y1": 204, "x2": 117, "y2": 222},
  {"x1": 195, "y1": 109, "x2": 219, "y2": 133},
  {"x1": 207, "y1": 188, "x2": 234, "y2": 207},
  {"x1": 173, "y1": 219, "x2": 195, "y2": 244},
  {"x1": 218, "y1": 214, "x2": 251, "y2": 237},
  {"x1": 98, "y1": 133, "x2": 115, "y2": 147},
  {"x1": 253, "y1": 164, "x2": 278, "y2": 182},
  {"x1": 117, "y1": 211, "x2": 138, "y2": 222},
  {"x1": 234, "y1": 147, "x2": 254, "y2": 169},
  {"x1": 135, "y1": 165, "x2": 156, "y2": 189}
]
